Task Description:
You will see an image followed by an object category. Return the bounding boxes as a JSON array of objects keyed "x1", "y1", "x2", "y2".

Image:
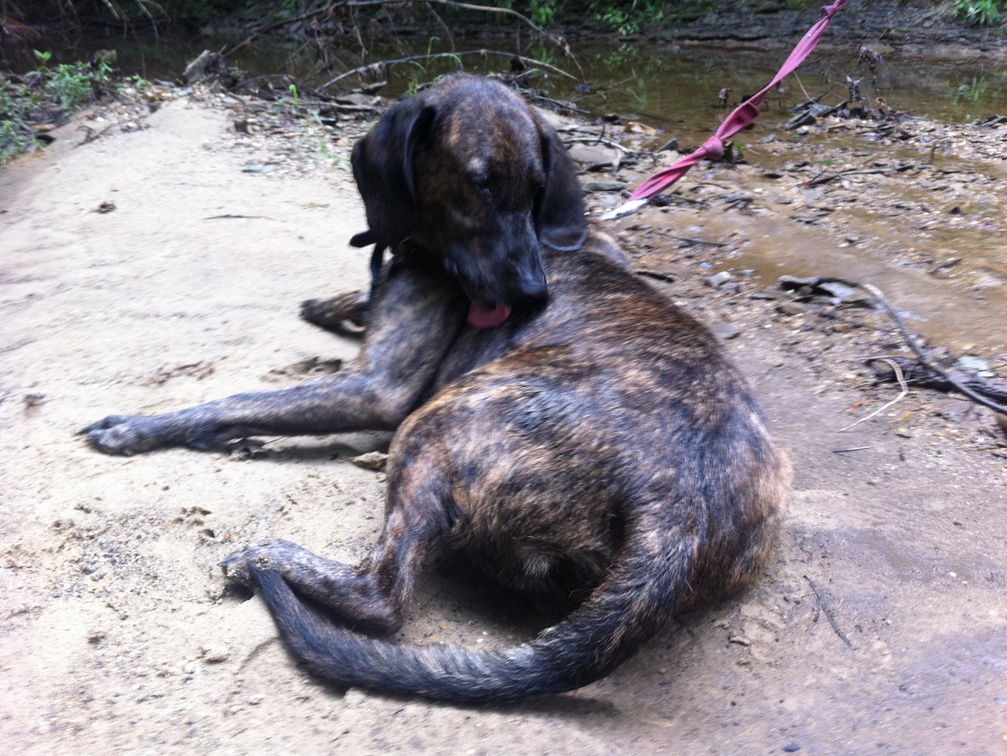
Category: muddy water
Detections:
[
  {"x1": 17, "y1": 33, "x2": 1007, "y2": 123},
  {"x1": 559, "y1": 42, "x2": 1007, "y2": 352},
  {"x1": 724, "y1": 137, "x2": 1007, "y2": 352}
]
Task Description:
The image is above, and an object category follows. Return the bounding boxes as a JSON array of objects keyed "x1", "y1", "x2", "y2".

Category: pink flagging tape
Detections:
[{"x1": 600, "y1": 0, "x2": 849, "y2": 221}]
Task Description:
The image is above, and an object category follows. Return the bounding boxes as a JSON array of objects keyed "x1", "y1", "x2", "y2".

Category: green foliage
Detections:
[
  {"x1": 50, "y1": 60, "x2": 112, "y2": 109},
  {"x1": 1, "y1": 55, "x2": 113, "y2": 166},
  {"x1": 0, "y1": 79, "x2": 39, "y2": 165},
  {"x1": 954, "y1": 0, "x2": 1005, "y2": 26},
  {"x1": 953, "y1": 75, "x2": 989, "y2": 103},
  {"x1": 0, "y1": 89, "x2": 40, "y2": 164},
  {"x1": 125, "y1": 74, "x2": 151, "y2": 91},
  {"x1": 33, "y1": 50, "x2": 53, "y2": 69},
  {"x1": 528, "y1": 0, "x2": 558, "y2": 26},
  {"x1": 590, "y1": 0, "x2": 664, "y2": 35},
  {"x1": 491, "y1": 0, "x2": 667, "y2": 33}
]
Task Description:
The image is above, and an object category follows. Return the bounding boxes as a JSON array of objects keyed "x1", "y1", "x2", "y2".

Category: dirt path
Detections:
[{"x1": 2, "y1": 89, "x2": 1005, "y2": 754}]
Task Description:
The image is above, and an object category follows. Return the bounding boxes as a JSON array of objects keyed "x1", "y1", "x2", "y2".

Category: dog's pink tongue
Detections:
[{"x1": 467, "y1": 302, "x2": 512, "y2": 329}]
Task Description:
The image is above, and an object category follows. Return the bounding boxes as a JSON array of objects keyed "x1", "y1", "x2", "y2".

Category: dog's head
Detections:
[{"x1": 351, "y1": 75, "x2": 587, "y2": 313}]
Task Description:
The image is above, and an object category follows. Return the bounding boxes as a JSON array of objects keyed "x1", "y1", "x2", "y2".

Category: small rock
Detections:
[
  {"x1": 581, "y1": 181, "x2": 627, "y2": 193},
  {"x1": 656, "y1": 137, "x2": 679, "y2": 152},
  {"x1": 200, "y1": 645, "x2": 230, "y2": 663},
  {"x1": 335, "y1": 92, "x2": 381, "y2": 107},
  {"x1": 775, "y1": 302, "x2": 806, "y2": 316},
  {"x1": 625, "y1": 121, "x2": 659, "y2": 136},
  {"x1": 707, "y1": 271, "x2": 734, "y2": 288},
  {"x1": 242, "y1": 163, "x2": 276, "y2": 174},
  {"x1": 568, "y1": 143, "x2": 619, "y2": 171},
  {"x1": 712, "y1": 323, "x2": 743, "y2": 340},
  {"x1": 88, "y1": 628, "x2": 107, "y2": 644},
  {"x1": 350, "y1": 451, "x2": 388, "y2": 471},
  {"x1": 955, "y1": 355, "x2": 993, "y2": 377}
]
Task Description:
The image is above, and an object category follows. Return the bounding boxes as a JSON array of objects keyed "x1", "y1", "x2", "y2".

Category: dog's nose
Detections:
[{"x1": 513, "y1": 258, "x2": 548, "y2": 303}]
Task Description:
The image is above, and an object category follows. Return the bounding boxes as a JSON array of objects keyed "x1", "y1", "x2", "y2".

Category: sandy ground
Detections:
[{"x1": 2, "y1": 91, "x2": 1006, "y2": 755}]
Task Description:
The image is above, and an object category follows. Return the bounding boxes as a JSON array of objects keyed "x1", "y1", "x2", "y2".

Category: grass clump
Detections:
[
  {"x1": 1, "y1": 50, "x2": 114, "y2": 166},
  {"x1": 954, "y1": 0, "x2": 1006, "y2": 26}
]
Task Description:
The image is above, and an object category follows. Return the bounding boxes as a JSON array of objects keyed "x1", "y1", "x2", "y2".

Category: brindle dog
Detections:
[{"x1": 82, "y1": 75, "x2": 790, "y2": 704}]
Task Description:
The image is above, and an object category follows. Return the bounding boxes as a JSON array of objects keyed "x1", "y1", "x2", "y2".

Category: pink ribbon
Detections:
[{"x1": 626, "y1": 0, "x2": 849, "y2": 204}]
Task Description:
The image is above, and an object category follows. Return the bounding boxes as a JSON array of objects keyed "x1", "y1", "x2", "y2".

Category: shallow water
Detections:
[
  {"x1": 8, "y1": 33, "x2": 1005, "y2": 349},
  {"x1": 10, "y1": 32, "x2": 1007, "y2": 125}
]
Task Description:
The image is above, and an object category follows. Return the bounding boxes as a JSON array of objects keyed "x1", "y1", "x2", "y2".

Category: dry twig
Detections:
[
  {"x1": 225, "y1": 0, "x2": 574, "y2": 65},
  {"x1": 839, "y1": 357, "x2": 908, "y2": 432},
  {"x1": 786, "y1": 276, "x2": 1007, "y2": 416},
  {"x1": 804, "y1": 576, "x2": 851, "y2": 648},
  {"x1": 320, "y1": 50, "x2": 579, "y2": 91}
]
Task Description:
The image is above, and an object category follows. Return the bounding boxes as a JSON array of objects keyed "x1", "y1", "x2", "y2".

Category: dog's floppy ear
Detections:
[
  {"x1": 351, "y1": 96, "x2": 436, "y2": 252},
  {"x1": 534, "y1": 127, "x2": 587, "y2": 252}
]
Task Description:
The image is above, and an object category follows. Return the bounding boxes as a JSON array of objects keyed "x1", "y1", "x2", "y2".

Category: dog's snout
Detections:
[
  {"x1": 514, "y1": 254, "x2": 548, "y2": 303},
  {"x1": 447, "y1": 224, "x2": 549, "y2": 308}
]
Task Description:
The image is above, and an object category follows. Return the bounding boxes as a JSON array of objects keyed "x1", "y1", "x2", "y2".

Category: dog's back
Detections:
[
  {"x1": 257, "y1": 230, "x2": 790, "y2": 702},
  {"x1": 420, "y1": 230, "x2": 788, "y2": 604}
]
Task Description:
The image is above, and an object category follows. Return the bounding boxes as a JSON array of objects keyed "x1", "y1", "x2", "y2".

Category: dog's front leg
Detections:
[
  {"x1": 82, "y1": 260, "x2": 466, "y2": 455},
  {"x1": 300, "y1": 290, "x2": 369, "y2": 332}
]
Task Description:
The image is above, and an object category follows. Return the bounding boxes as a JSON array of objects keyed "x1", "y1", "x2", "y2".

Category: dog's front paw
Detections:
[
  {"x1": 221, "y1": 539, "x2": 303, "y2": 585},
  {"x1": 301, "y1": 291, "x2": 368, "y2": 332},
  {"x1": 80, "y1": 415, "x2": 166, "y2": 456}
]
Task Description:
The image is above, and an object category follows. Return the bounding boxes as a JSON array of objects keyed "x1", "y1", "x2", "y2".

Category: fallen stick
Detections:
[
  {"x1": 320, "y1": 50, "x2": 579, "y2": 91},
  {"x1": 804, "y1": 575, "x2": 852, "y2": 648},
  {"x1": 780, "y1": 276, "x2": 1007, "y2": 416},
  {"x1": 839, "y1": 358, "x2": 908, "y2": 432}
]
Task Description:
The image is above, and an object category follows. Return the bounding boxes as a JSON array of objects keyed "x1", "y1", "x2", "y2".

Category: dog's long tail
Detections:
[{"x1": 249, "y1": 519, "x2": 699, "y2": 704}]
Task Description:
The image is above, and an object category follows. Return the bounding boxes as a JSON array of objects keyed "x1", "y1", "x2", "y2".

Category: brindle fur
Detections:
[{"x1": 82, "y1": 75, "x2": 790, "y2": 704}]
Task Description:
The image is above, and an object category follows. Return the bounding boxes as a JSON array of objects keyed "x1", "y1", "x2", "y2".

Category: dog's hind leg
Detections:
[
  {"x1": 228, "y1": 482, "x2": 703, "y2": 703},
  {"x1": 223, "y1": 441, "x2": 456, "y2": 635}
]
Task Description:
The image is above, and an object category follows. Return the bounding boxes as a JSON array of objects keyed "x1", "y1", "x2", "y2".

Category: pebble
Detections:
[
  {"x1": 775, "y1": 302, "x2": 806, "y2": 316},
  {"x1": 712, "y1": 323, "x2": 743, "y2": 340},
  {"x1": 581, "y1": 180, "x2": 627, "y2": 193},
  {"x1": 200, "y1": 645, "x2": 230, "y2": 663},
  {"x1": 350, "y1": 452, "x2": 388, "y2": 471},
  {"x1": 707, "y1": 271, "x2": 734, "y2": 288}
]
